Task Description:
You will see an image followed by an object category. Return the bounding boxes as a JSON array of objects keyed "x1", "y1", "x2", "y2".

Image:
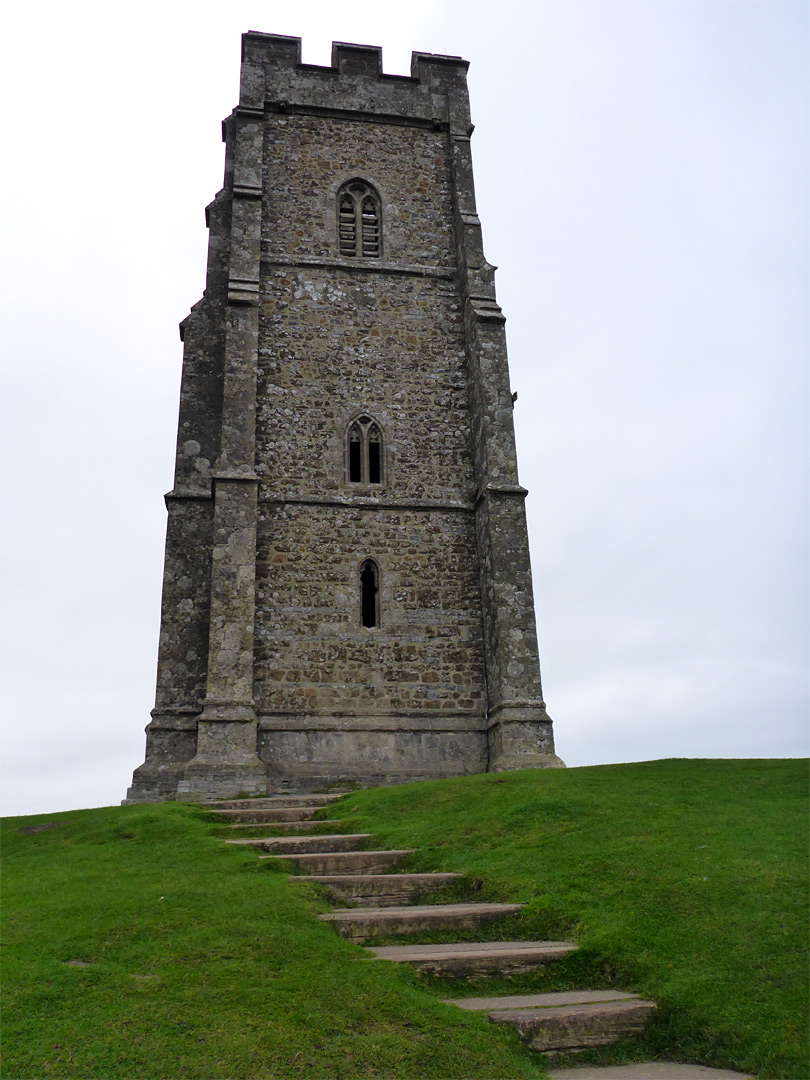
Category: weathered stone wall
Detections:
[
  {"x1": 254, "y1": 504, "x2": 486, "y2": 713},
  {"x1": 250, "y1": 102, "x2": 490, "y2": 785},
  {"x1": 256, "y1": 271, "x2": 472, "y2": 502},
  {"x1": 261, "y1": 115, "x2": 455, "y2": 268},
  {"x1": 126, "y1": 497, "x2": 214, "y2": 799}
]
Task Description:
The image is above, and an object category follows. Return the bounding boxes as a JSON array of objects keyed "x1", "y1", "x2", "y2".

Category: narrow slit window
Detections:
[
  {"x1": 348, "y1": 425, "x2": 362, "y2": 482},
  {"x1": 360, "y1": 560, "x2": 379, "y2": 628},
  {"x1": 367, "y1": 425, "x2": 381, "y2": 484},
  {"x1": 345, "y1": 416, "x2": 384, "y2": 486},
  {"x1": 337, "y1": 181, "x2": 381, "y2": 258}
]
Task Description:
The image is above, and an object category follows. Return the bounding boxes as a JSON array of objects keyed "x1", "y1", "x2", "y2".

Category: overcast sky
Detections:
[{"x1": 2, "y1": 0, "x2": 807, "y2": 817}]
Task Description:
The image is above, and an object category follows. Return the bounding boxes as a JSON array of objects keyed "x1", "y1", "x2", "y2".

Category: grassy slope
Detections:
[
  {"x1": 2, "y1": 759, "x2": 807, "y2": 1079},
  {"x1": 2, "y1": 804, "x2": 541, "y2": 1080},
  {"x1": 322, "y1": 759, "x2": 808, "y2": 1079}
]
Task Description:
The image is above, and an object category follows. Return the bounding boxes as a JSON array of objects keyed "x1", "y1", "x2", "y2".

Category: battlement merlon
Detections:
[{"x1": 238, "y1": 32, "x2": 472, "y2": 133}]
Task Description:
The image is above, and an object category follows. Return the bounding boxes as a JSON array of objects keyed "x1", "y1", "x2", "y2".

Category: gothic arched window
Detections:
[
  {"x1": 338, "y1": 180, "x2": 381, "y2": 258},
  {"x1": 360, "y1": 559, "x2": 380, "y2": 628},
  {"x1": 346, "y1": 416, "x2": 383, "y2": 486}
]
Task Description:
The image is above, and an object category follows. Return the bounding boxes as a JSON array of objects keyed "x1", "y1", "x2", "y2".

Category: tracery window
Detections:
[
  {"x1": 346, "y1": 416, "x2": 383, "y2": 485},
  {"x1": 360, "y1": 559, "x2": 380, "y2": 628},
  {"x1": 338, "y1": 180, "x2": 381, "y2": 258}
]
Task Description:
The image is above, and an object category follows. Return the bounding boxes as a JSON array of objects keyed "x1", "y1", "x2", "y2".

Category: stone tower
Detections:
[{"x1": 125, "y1": 32, "x2": 563, "y2": 804}]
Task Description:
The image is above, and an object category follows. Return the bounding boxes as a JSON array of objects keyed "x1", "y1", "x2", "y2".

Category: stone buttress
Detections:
[{"x1": 125, "y1": 33, "x2": 563, "y2": 803}]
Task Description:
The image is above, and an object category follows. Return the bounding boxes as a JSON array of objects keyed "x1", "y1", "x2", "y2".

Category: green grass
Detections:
[
  {"x1": 2, "y1": 760, "x2": 807, "y2": 1079},
  {"x1": 1, "y1": 805, "x2": 540, "y2": 1080},
  {"x1": 320, "y1": 759, "x2": 809, "y2": 1079}
]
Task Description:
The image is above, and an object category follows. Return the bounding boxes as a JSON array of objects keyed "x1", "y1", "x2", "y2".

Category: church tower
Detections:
[{"x1": 125, "y1": 33, "x2": 563, "y2": 803}]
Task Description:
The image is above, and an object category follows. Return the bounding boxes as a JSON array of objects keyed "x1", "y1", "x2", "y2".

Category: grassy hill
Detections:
[{"x1": 2, "y1": 759, "x2": 807, "y2": 1079}]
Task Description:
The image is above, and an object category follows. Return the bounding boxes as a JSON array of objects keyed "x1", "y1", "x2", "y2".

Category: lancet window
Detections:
[
  {"x1": 338, "y1": 180, "x2": 381, "y2": 258},
  {"x1": 346, "y1": 416, "x2": 383, "y2": 486},
  {"x1": 360, "y1": 559, "x2": 380, "y2": 628}
]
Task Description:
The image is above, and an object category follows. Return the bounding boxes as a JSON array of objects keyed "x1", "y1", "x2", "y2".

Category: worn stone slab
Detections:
[
  {"x1": 212, "y1": 807, "x2": 318, "y2": 823},
  {"x1": 488, "y1": 998, "x2": 657, "y2": 1052},
  {"x1": 369, "y1": 939, "x2": 576, "y2": 977},
  {"x1": 227, "y1": 820, "x2": 345, "y2": 831},
  {"x1": 446, "y1": 990, "x2": 640, "y2": 1011},
  {"x1": 226, "y1": 833, "x2": 372, "y2": 853},
  {"x1": 262, "y1": 850, "x2": 414, "y2": 875},
  {"x1": 546, "y1": 1066, "x2": 754, "y2": 1080},
  {"x1": 294, "y1": 872, "x2": 461, "y2": 905},
  {"x1": 206, "y1": 795, "x2": 344, "y2": 809},
  {"x1": 320, "y1": 902, "x2": 523, "y2": 942}
]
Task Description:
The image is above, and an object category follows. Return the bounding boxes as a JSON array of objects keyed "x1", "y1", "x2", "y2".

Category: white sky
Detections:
[{"x1": 2, "y1": 0, "x2": 807, "y2": 817}]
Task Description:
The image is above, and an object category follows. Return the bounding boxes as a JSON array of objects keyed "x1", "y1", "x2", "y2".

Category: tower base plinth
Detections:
[{"x1": 486, "y1": 705, "x2": 566, "y2": 772}]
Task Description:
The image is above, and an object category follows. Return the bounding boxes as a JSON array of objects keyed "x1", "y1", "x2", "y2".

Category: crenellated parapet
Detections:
[{"x1": 237, "y1": 33, "x2": 471, "y2": 133}]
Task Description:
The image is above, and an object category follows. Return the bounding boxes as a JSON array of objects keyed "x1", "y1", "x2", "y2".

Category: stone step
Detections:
[
  {"x1": 212, "y1": 807, "x2": 319, "y2": 823},
  {"x1": 294, "y1": 872, "x2": 462, "y2": 906},
  {"x1": 368, "y1": 939, "x2": 576, "y2": 977},
  {"x1": 206, "y1": 795, "x2": 344, "y2": 809},
  {"x1": 446, "y1": 990, "x2": 641, "y2": 1011},
  {"x1": 320, "y1": 902, "x2": 523, "y2": 943},
  {"x1": 226, "y1": 833, "x2": 372, "y2": 854},
  {"x1": 262, "y1": 850, "x2": 415, "y2": 875},
  {"x1": 226, "y1": 820, "x2": 346, "y2": 832},
  {"x1": 484, "y1": 995, "x2": 658, "y2": 1053}
]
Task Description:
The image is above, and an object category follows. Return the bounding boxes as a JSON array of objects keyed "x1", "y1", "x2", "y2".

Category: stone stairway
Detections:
[{"x1": 214, "y1": 793, "x2": 657, "y2": 1058}]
